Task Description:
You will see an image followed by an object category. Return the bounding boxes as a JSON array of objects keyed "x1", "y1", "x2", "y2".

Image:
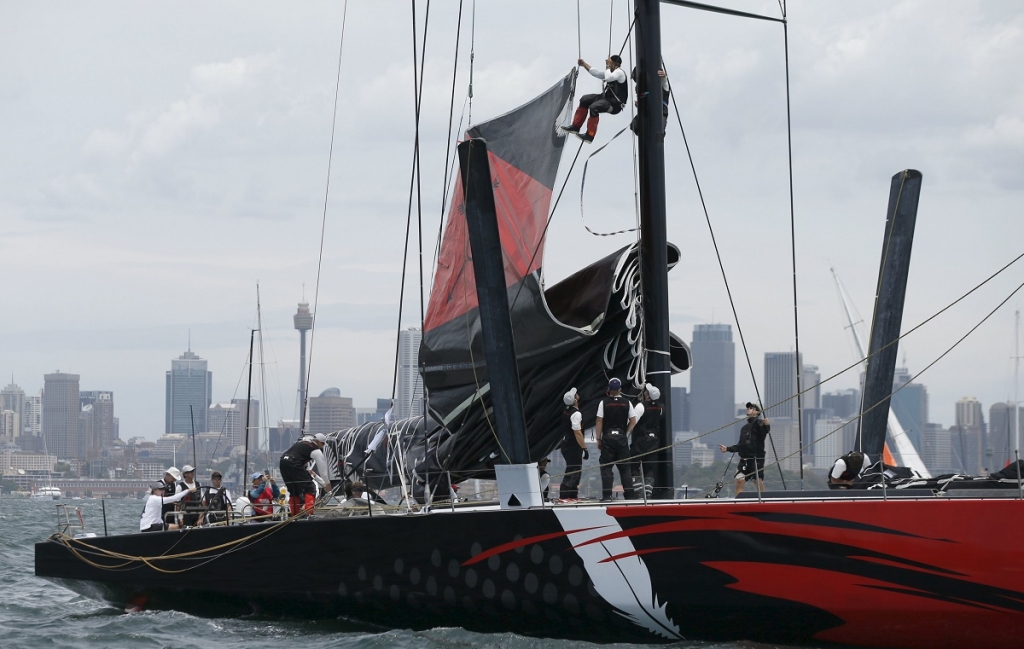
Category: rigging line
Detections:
[
  {"x1": 608, "y1": 0, "x2": 614, "y2": 54},
  {"x1": 664, "y1": 61, "x2": 764, "y2": 429},
  {"x1": 468, "y1": 0, "x2": 476, "y2": 126},
  {"x1": 661, "y1": 0, "x2": 785, "y2": 24},
  {"x1": 783, "y1": 17, "x2": 801, "y2": 487},
  {"x1": 579, "y1": 126, "x2": 639, "y2": 236},
  {"x1": 415, "y1": 1, "x2": 432, "y2": 420},
  {"x1": 303, "y1": 0, "x2": 349, "y2": 435},
  {"x1": 433, "y1": 0, "x2": 465, "y2": 277},
  {"x1": 577, "y1": 0, "x2": 582, "y2": 60}
]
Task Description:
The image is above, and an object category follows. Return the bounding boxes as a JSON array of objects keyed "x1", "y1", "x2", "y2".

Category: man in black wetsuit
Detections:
[
  {"x1": 596, "y1": 377, "x2": 637, "y2": 502},
  {"x1": 558, "y1": 387, "x2": 589, "y2": 502},
  {"x1": 279, "y1": 433, "x2": 332, "y2": 516},
  {"x1": 630, "y1": 383, "x2": 663, "y2": 499},
  {"x1": 719, "y1": 402, "x2": 771, "y2": 495}
]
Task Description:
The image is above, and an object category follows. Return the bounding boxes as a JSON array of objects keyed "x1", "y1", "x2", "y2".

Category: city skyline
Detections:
[{"x1": 2, "y1": 3, "x2": 1023, "y2": 445}]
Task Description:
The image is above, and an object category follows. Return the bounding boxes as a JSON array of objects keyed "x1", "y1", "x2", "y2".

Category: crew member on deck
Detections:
[
  {"x1": 630, "y1": 382, "x2": 663, "y2": 498},
  {"x1": 178, "y1": 464, "x2": 203, "y2": 527},
  {"x1": 558, "y1": 387, "x2": 588, "y2": 502},
  {"x1": 562, "y1": 55, "x2": 628, "y2": 142},
  {"x1": 279, "y1": 433, "x2": 332, "y2": 516},
  {"x1": 249, "y1": 471, "x2": 281, "y2": 518},
  {"x1": 160, "y1": 467, "x2": 184, "y2": 528},
  {"x1": 140, "y1": 481, "x2": 196, "y2": 533},
  {"x1": 719, "y1": 402, "x2": 771, "y2": 495},
  {"x1": 201, "y1": 470, "x2": 232, "y2": 525},
  {"x1": 829, "y1": 451, "x2": 869, "y2": 489},
  {"x1": 596, "y1": 377, "x2": 637, "y2": 502}
]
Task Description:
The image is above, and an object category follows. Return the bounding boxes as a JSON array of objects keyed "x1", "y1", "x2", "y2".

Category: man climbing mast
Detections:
[{"x1": 563, "y1": 55, "x2": 628, "y2": 142}]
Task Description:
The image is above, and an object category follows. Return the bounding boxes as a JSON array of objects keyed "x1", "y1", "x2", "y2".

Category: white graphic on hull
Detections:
[{"x1": 553, "y1": 508, "x2": 682, "y2": 640}]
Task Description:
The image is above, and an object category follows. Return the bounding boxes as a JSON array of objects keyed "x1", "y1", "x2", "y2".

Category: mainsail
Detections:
[{"x1": 325, "y1": 72, "x2": 690, "y2": 498}]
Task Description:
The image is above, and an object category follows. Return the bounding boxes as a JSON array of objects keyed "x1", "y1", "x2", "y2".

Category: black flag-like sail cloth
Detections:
[{"x1": 323, "y1": 72, "x2": 689, "y2": 499}]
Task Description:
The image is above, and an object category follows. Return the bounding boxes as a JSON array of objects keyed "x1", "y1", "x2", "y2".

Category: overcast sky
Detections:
[{"x1": 2, "y1": 1, "x2": 1023, "y2": 442}]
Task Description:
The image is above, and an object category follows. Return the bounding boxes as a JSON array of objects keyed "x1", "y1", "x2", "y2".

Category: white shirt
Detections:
[
  {"x1": 309, "y1": 448, "x2": 330, "y2": 482},
  {"x1": 140, "y1": 489, "x2": 192, "y2": 531},
  {"x1": 596, "y1": 399, "x2": 638, "y2": 419},
  {"x1": 588, "y1": 66, "x2": 627, "y2": 84},
  {"x1": 831, "y1": 454, "x2": 870, "y2": 480},
  {"x1": 569, "y1": 410, "x2": 582, "y2": 431}
]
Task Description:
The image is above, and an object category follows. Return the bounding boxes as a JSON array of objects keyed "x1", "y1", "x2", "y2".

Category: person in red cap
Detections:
[
  {"x1": 595, "y1": 377, "x2": 637, "y2": 502},
  {"x1": 562, "y1": 55, "x2": 628, "y2": 143}
]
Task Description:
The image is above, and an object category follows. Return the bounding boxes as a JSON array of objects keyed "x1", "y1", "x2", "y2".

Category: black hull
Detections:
[{"x1": 36, "y1": 496, "x2": 1024, "y2": 648}]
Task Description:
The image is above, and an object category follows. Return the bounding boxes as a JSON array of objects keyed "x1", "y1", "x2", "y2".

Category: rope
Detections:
[
  {"x1": 578, "y1": 126, "x2": 638, "y2": 236},
  {"x1": 782, "y1": 13, "x2": 800, "y2": 487},
  {"x1": 301, "y1": 0, "x2": 348, "y2": 434}
]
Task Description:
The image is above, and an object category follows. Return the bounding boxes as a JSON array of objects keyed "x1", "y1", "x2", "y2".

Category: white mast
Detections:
[{"x1": 832, "y1": 268, "x2": 931, "y2": 478}]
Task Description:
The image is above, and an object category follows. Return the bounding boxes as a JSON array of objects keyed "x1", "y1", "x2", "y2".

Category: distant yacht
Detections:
[{"x1": 32, "y1": 486, "x2": 62, "y2": 501}]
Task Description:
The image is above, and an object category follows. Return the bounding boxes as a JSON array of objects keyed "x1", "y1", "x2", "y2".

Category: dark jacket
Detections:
[{"x1": 726, "y1": 417, "x2": 770, "y2": 458}]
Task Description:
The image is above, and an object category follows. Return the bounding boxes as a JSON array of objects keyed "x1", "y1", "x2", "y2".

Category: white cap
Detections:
[
  {"x1": 181, "y1": 464, "x2": 195, "y2": 473},
  {"x1": 314, "y1": 433, "x2": 328, "y2": 443},
  {"x1": 644, "y1": 383, "x2": 661, "y2": 401},
  {"x1": 166, "y1": 467, "x2": 182, "y2": 481},
  {"x1": 563, "y1": 387, "x2": 578, "y2": 405}
]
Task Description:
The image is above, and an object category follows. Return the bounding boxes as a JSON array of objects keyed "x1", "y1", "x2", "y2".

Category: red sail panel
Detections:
[{"x1": 424, "y1": 150, "x2": 554, "y2": 332}]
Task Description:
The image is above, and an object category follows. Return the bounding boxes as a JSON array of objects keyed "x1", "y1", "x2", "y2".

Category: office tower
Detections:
[
  {"x1": 764, "y1": 351, "x2": 802, "y2": 420},
  {"x1": 376, "y1": 398, "x2": 391, "y2": 419},
  {"x1": 954, "y1": 397, "x2": 986, "y2": 474},
  {"x1": 920, "y1": 424, "x2": 952, "y2": 475},
  {"x1": 890, "y1": 367, "x2": 928, "y2": 451},
  {"x1": 802, "y1": 365, "x2": 821, "y2": 410},
  {"x1": 769, "y1": 417, "x2": 801, "y2": 473},
  {"x1": 165, "y1": 348, "x2": 212, "y2": 434},
  {"x1": 308, "y1": 388, "x2": 356, "y2": 436},
  {"x1": 233, "y1": 398, "x2": 260, "y2": 451},
  {"x1": 988, "y1": 402, "x2": 1021, "y2": 470},
  {"x1": 956, "y1": 397, "x2": 985, "y2": 430},
  {"x1": 43, "y1": 372, "x2": 80, "y2": 460},
  {"x1": 395, "y1": 328, "x2": 423, "y2": 420},
  {"x1": 689, "y1": 324, "x2": 735, "y2": 447},
  {"x1": 1, "y1": 383, "x2": 25, "y2": 436},
  {"x1": 822, "y1": 389, "x2": 860, "y2": 420},
  {"x1": 294, "y1": 301, "x2": 313, "y2": 421},
  {"x1": 813, "y1": 417, "x2": 847, "y2": 470},
  {"x1": 209, "y1": 402, "x2": 244, "y2": 448},
  {"x1": 269, "y1": 419, "x2": 301, "y2": 453},
  {"x1": 671, "y1": 386, "x2": 689, "y2": 433},
  {"x1": 80, "y1": 391, "x2": 116, "y2": 452},
  {"x1": 1, "y1": 410, "x2": 18, "y2": 439},
  {"x1": 24, "y1": 393, "x2": 41, "y2": 436}
]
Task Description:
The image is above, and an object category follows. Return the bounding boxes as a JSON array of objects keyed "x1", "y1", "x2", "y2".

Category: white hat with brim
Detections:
[
  {"x1": 644, "y1": 383, "x2": 661, "y2": 401},
  {"x1": 166, "y1": 467, "x2": 182, "y2": 481},
  {"x1": 563, "y1": 387, "x2": 578, "y2": 405}
]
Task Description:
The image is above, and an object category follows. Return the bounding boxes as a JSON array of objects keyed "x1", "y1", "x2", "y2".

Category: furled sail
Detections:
[{"x1": 324, "y1": 71, "x2": 690, "y2": 499}]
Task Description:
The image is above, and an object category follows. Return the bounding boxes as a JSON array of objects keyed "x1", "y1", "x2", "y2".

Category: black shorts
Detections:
[
  {"x1": 736, "y1": 457, "x2": 765, "y2": 482},
  {"x1": 142, "y1": 523, "x2": 164, "y2": 533}
]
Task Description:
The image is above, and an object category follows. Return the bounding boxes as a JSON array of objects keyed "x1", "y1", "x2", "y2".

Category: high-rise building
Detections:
[
  {"x1": 954, "y1": 397, "x2": 986, "y2": 474},
  {"x1": 920, "y1": 423, "x2": 952, "y2": 475},
  {"x1": 24, "y1": 393, "x2": 42, "y2": 437},
  {"x1": 308, "y1": 388, "x2": 356, "y2": 435},
  {"x1": 165, "y1": 349, "x2": 212, "y2": 435},
  {"x1": 43, "y1": 372, "x2": 80, "y2": 460},
  {"x1": 670, "y1": 386, "x2": 689, "y2": 433},
  {"x1": 764, "y1": 351, "x2": 802, "y2": 420},
  {"x1": 822, "y1": 389, "x2": 860, "y2": 420},
  {"x1": 294, "y1": 301, "x2": 313, "y2": 421},
  {"x1": 987, "y1": 402, "x2": 1021, "y2": 470},
  {"x1": 813, "y1": 417, "x2": 847, "y2": 470},
  {"x1": 689, "y1": 324, "x2": 735, "y2": 447},
  {"x1": 802, "y1": 365, "x2": 821, "y2": 410},
  {"x1": 890, "y1": 367, "x2": 928, "y2": 452},
  {"x1": 395, "y1": 328, "x2": 423, "y2": 420},
  {"x1": 1, "y1": 383, "x2": 25, "y2": 437},
  {"x1": 80, "y1": 391, "x2": 116, "y2": 452},
  {"x1": 207, "y1": 399, "x2": 259, "y2": 449},
  {"x1": 1, "y1": 410, "x2": 18, "y2": 440},
  {"x1": 956, "y1": 397, "x2": 985, "y2": 430}
]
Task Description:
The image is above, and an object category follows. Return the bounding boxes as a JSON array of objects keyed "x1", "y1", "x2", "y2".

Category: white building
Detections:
[{"x1": 395, "y1": 327, "x2": 423, "y2": 420}]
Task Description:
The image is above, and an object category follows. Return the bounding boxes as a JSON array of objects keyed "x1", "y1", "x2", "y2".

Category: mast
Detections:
[{"x1": 635, "y1": 0, "x2": 674, "y2": 499}]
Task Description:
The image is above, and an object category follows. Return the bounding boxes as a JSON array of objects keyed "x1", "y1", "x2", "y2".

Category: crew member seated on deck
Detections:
[
  {"x1": 249, "y1": 471, "x2": 281, "y2": 519},
  {"x1": 596, "y1": 377, "x2": 637, "y2": 502},
  {"x1": 279, "y1": 433, "x2": 332, "y2": 516},
  {"x1": 829, "y1": 451, "x2": 869, "y2": 489},
  {"x1": 140, "y1": 481, "x2": 196, "y2": 533},
  {"x1": 160, "y1": 467, "x2": 184, "y2": 528}
]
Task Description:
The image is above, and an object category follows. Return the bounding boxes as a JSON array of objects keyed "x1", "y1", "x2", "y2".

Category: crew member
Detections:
[
  {"x1": 563, "y1": 55, "x2": 628, "y2": 142},
  {"x1": 719, "y1": 402, "x2": 771, "y2": 495},
  {"x1": 558, "y1": 387, "x2": 588, "y2": 502},
  {"x1": 159, "y1": 467, "x2": 184, "y2": 528},
  {"x1": 140, "y1": 481, "x2": 196, "y2": 532},
  {"x1": 630, "y1": 382, "x2": 663, "y2": 498},
  {"x1": 178, "y1": 464, "x2": 203, "y2": 527},
  {"x1": 279, "y1": 433, "x2": 332, "y2": 516},
  {"x1": 630, "y1": 68, "x2": 670, "y2": 137},
  {"x1": 596, "y1": 377, "x2": 637, "y2": 502},
  {"x1": 829, "y1": 451, "x2": 869, "y2": 489},
  {"x1": 201, "y1": 471, "x2": 232, "y2": 525},
  {"x1": 537, "y1": 458, "x2": 551, "y2": 501},
  {"x1": 249, "y1": 471, "x2": 281, "y2": 518}
]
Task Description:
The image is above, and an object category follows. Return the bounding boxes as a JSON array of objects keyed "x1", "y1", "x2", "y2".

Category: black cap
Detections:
[{"x1": 746, "y1": 402, "x2": 761, "y2": 412}]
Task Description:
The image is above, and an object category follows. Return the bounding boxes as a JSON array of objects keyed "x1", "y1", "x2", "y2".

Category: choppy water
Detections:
[{"x1": 2, "y1": 498, "x2": 794, "y2": 649}]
